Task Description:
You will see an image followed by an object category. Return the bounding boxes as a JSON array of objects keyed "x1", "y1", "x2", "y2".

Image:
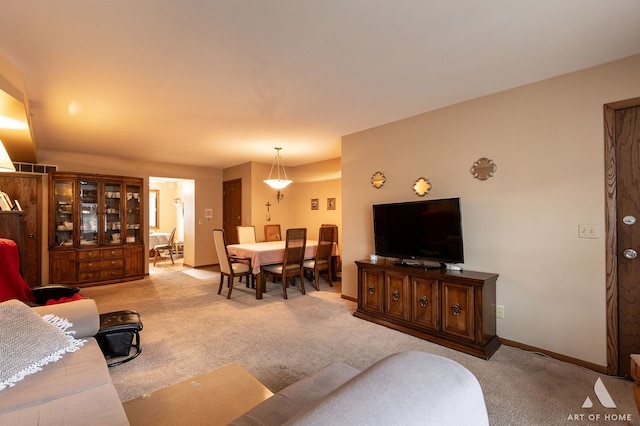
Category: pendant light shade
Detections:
[
  {"x1": 0, "y1": 140, "x2": 16, "y2": 172},
  {"x1": 264, "y1": 147, "x2": 292, "y2": 189}
]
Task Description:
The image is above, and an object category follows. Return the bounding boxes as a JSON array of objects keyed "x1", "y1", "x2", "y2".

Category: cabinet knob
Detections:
[
  {"x1": 419, "y1": 296, "x2": 428, "y2": 308},
  {"x1": 368, "y1": 284, "x2": 375, "y2": 295},
  {"x1": 452, "y1": 303, "x2": 462, "y2": 316},
  {"x1": 392, "y1": 289, "x2": 400, "y2": 301}
]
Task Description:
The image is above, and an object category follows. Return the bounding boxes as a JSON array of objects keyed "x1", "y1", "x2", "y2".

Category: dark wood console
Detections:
[{"x1": 355, "y1": 259, "x2": 500, "y2": 359}]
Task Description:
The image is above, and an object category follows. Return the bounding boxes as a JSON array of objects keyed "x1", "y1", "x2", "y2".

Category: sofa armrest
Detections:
[
  {"x1": 285, "y1": 351, "x2": 489, "y2": 426},
  {"x1": 31, "y1": 298, "x2": 100, "y2": 338}
]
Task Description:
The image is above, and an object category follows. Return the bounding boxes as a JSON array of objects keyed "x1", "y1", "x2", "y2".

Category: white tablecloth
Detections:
[
  {"x1": 149, "y1": 232, "x2": 170, "y2": 248},
  {"x1": 227, "y1": 240, "x2": 320, "y2": 275}
]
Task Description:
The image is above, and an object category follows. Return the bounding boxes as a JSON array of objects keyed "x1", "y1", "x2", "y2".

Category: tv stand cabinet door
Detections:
[
  {"x1": 442, "y1": 281, "x2": 474, "y2": 341},
  {"x1": 360, "y1": 267, "x2": 384, "y2": 314},
  {"x1": 411, "y1": 277, "x2": 439, "y2": 330},
  {"x1": 384, "y1": 271, "x2": 410, "y2": 321}
]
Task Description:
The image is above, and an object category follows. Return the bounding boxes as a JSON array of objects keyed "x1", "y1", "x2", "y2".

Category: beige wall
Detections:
[
  {"x1": 223, "y1": 158, "x2": 342, "y2": 244},
  {"x1": 37, "y1": 150, "x2": 223, "y2": 276},
  {"x1": 0, "y1": 52, "x2": 27, "y2": 102},
  {"x1": 342, "y1": 54, "x2": 640, "y2": 367}
]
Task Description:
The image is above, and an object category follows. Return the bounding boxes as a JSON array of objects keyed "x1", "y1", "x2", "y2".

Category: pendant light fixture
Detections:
[{"x1": 264, "y1": 147, "x2": 292, "y2": 190}]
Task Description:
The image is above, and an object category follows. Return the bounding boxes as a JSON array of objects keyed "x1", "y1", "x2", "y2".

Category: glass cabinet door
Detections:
[
  {"x1": 79, "y1": 180, "x2": 99, "y2": 246},
  {"x1": 53, "y1": 180, "x2": 74, "y2": 246},
  {"x1": 104, "y1": 181, "x2": 123, "y2": 245},
  {"x1": 125, "y1": 184, "x2": 142, "y2": 243}
]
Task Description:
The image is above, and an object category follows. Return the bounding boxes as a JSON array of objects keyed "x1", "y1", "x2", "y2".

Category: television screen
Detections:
[{"x1": 373, "y1": 198, "x2": 464, "y2": 266}]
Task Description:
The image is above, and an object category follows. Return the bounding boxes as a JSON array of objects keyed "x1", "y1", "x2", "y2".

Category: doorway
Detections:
[
  {"x1": 149, "y1": 177, "x2": 193, "y2": 268},
  {"x1": 604, "y1": 97, "x2": 640, "y2": 377}
]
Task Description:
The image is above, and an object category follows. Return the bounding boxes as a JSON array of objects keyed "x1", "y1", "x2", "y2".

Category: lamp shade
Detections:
[
  {"x1": 0, "y1": 140, "x2": 16, "y2": 172},
  {"x1": 264, "y1": 147, "x2": 291, "y2": 189},
  {"x1": 263, "y1": 178, "x2": 292, "y2": 189}
]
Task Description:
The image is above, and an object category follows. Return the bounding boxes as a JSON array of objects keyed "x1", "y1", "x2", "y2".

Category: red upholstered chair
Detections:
[{"x1": 0, "y1": 238, "x2": 83, "y2": 305}]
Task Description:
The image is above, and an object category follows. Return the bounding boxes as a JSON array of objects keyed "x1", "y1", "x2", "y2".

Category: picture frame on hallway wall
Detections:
[
  {"x1": 311, "y1": 199, "x2": 319, "y2": 210},
  {"x1": 327, "y1": 198, "x2": 336, "y2": 210}
]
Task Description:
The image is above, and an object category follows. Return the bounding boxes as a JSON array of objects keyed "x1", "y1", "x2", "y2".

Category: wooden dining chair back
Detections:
[
  {"x1": 261, "y1": 228, "x2": 307, "y2": 299},
  {"x1": 152, "y1": 226, "x2": 176, "y2": 266},
  {"x1": 303, "y1": 226, "x2": 334, "y2": 290},
  {"x1": 321, "y1": 223, "x2": 340, "y2": 280},
  {"x1": 212, "y1": 228, "x2": 254, "y2": 299},
  {"x1": 264, "y1": 224, "x2": 282, "y2": 241},
  {"x1": 237, "y1": 225, "x2": 257, "y2": 244}
]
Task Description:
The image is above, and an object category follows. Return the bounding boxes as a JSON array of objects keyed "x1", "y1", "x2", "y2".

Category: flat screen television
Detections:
[{"x1": 372, "y1": 197, "x2": 464, "y2": 268}]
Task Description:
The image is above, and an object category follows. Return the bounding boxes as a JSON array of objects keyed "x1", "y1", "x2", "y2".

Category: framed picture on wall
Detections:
[
  {"x1": 311, "y1": 199, "x2": 319, "y2": 210},
  {"x1": 327, "y1": 198, "x2": 336, "y2": 210}
]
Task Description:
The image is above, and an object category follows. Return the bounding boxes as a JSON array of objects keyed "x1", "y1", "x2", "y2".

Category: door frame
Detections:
[{"x1": 604, "y1": 96, "x2": 640, "y2": 376}]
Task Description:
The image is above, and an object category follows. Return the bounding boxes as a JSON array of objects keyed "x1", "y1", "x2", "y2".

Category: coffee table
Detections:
[{"x1": 123, "y1": 363, "x2": 273, "y2": 425}]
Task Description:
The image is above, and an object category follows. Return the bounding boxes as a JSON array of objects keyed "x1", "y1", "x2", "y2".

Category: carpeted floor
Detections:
[{"x1": 82, "y1": 268, "x2": 638, "y2": 425}]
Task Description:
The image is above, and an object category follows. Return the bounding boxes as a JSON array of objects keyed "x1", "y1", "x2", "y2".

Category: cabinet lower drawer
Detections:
[
  {"x1": 78, "y1": 267, "x2": 124, "y2": 282},
  {"x1": 79, "y1": 258, "x2": 124, "y2": 270}
]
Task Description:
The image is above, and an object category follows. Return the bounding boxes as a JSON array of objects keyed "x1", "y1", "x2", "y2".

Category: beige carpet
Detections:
[{"x1": 82, "y1": 269, "x2": 638, "y2": 425}]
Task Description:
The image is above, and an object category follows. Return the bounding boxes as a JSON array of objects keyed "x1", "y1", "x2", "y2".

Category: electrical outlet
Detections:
[{"x1": 495, "y1": 305, "x2": 505, "y2": 319}]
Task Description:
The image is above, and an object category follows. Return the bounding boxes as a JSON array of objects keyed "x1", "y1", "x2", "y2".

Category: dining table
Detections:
[{"x1": 226, "y1": 240, "x2": 331, "y2": 299}]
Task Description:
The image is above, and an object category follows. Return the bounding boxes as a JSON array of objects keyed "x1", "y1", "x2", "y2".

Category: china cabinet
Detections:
[
  {"x1": 355, "y1": 259, "x2": 500, "y2": 359},
  {"x1": 49, "y1": 172, "x2": 144, "y2": 286}
]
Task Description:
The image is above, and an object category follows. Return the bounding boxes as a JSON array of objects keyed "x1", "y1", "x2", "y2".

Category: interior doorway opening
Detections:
[{"x1": 149, "y1": 177, "x2": 194, "y2": 269}]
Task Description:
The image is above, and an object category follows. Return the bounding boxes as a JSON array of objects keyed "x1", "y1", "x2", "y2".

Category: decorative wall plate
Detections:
[
  {"x1": 371, "y1": 171, "x2": 386, "y2": 188},
  {"x1": 413, "y1": 177, "x2": 431, "y2": 196},
  {"x1": 470, "y1": 157, "x2": 497, "y2": 181}
]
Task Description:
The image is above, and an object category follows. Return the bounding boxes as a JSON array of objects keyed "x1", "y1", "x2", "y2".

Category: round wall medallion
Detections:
[{"x1": 470, "y1": 157, "x2": 497, "y2": 181}]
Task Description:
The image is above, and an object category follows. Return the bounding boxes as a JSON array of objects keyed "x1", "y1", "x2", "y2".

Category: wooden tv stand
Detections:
[{"x1": 354, "y1": 259, "x2": 500, "y2": 359}]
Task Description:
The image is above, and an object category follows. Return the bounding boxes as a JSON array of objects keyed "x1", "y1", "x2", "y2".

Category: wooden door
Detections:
[
  {"x1": 442, "y1": 282, "x2": 474, "y2": 341},
  {"x1": 412, "y1": 277, "x2": 440, "y2": 330},
  {"x1": 606, "y1": 103, "x2": 640, "y2": 377},
  {"x1": 360, "y1": 267, "x2": 383, "y2": 314},
  {"x1": 0, "y1": 173, "x2": 41, "y2": 286},
  {"x1": 384, "y1": 271, "x2": 410, "y2": 321},
  {"x1": 223, "y1": 179, "x2": 242, "y2": 245}
]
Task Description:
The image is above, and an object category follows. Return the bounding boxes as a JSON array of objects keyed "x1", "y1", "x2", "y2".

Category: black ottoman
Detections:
[{"x1": 96, "y1": 310, "x2": 143, "y2": 367}]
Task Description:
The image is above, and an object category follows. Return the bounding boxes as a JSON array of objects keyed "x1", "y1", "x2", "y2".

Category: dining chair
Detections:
[
  {"x1": 152, "y1": 226, "x2": 176, "y2": 266},
  {"x1": 303, "y1": 226, "x2": 335, "y2": 290},
  {"x1": 264, "y1": 224, "x2": 282, "y2": 241},
  {"x1": 235, "y1": 225, "x2": 256, "y2": 284},
  {"x1": 320, "y1": 224, "x2": 341, "y2": 281},
  {"x1": 237, "y1": 225, "x2": 257, "y2": 244},
  {"x1": 212, "y1": 229, "x2": 254, "y2": 299},
  {"x1": 261, "y1": 228, "x2": 307, "y2": 299}
]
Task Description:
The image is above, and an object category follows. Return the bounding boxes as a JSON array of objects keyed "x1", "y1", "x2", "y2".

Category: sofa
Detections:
[
  {"x1": 230, "y1": 350, "x2": 489, "y2": 425},
  {"x1": 0, "y1": 297, "x2": 487, "y2": 426},
  {"x1": 0, "y1": 299, "x2": 129, "y2": 426}
]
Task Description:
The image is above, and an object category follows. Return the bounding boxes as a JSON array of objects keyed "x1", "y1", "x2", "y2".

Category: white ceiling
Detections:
[{"x1": 1, "y1": 1, "x2": 639, "y2": 168}]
